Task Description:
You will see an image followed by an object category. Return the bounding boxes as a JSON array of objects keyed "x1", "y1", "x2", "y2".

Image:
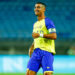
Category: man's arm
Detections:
[
  {"x1": 32, "y1": 33, "x2": 57, "y2": 40},
  {"x1": 29, "y1": 42, "x2": 34, "y2": 57},
  {"x1": 43, "y1": 33, "x2": 57, "y2": 39}
]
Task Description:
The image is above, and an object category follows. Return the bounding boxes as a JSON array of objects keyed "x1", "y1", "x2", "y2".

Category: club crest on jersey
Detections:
[{"x1": 34, "y1": 25, "x2": 42, "y2": 29}]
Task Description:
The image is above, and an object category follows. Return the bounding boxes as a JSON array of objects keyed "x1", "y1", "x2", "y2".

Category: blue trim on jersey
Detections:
[{"x1": 45, "y1": 18, "x2": 55, "y2": 30}]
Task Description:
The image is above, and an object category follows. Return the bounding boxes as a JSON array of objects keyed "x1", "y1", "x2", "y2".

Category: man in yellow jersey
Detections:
[{"x1": 26, "y1": 2, "x2": 57, "y2": 75}]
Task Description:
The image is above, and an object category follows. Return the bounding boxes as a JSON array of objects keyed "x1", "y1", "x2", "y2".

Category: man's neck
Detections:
[{"x1": 37, "y1": 14, "x2": 45, "y2": 21}]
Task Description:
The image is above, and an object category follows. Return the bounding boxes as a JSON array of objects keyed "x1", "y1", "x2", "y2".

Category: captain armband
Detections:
[{"x1": 48, "y1": 28, "x2": 56, "y2": 33}]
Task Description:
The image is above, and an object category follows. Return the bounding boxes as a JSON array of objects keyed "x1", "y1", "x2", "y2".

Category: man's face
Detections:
[{"x1": 34, "y1": 4, "x2": 45, "y2": 16}]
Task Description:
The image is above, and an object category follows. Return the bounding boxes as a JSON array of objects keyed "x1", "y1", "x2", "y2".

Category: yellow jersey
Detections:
[{"x1": 33, "y1": 18, "x2": 56, "y2": 54}]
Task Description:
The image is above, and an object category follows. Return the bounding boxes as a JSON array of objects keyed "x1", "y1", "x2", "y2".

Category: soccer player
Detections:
[{"x1": 26, "y1": 2, "x2": 57, "y2": 75}]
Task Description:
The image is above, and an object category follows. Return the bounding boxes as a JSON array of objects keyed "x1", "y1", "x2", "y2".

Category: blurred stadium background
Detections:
[{"x1": 0, "y1": 0, "x2": 75, "y2": 75}]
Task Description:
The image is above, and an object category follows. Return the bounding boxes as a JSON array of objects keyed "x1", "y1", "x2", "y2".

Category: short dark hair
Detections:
[{"x1": 35, "y1": 2, "x2": 46, "y2": 8}]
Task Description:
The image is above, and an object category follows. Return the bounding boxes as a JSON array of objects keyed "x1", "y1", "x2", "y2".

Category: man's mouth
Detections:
[{"x1": 35, "y1": 10, "x2": 39, "y2": 13}]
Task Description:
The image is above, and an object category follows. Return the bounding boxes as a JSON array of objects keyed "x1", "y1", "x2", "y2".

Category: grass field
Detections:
[{"x1": 0, "y1": 73, "x2": 75, "y2": 75}]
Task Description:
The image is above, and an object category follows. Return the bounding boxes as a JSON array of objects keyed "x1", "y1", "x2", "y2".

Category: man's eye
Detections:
[{"x1": 34, "y1": 6, "x2": 40, "y2": 9}]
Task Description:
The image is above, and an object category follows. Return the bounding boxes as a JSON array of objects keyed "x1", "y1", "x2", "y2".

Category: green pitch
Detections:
[{"x1": 0, "y1": 73, "x2": 75, "y2": 75}]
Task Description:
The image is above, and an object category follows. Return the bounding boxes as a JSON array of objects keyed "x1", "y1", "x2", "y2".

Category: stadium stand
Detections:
[
  {"x1": 0, "y1": 0, "x2": 74, "y2": 54},
  {"x1": 0, "y1": 0, "x2": 74, "y2": 39}
]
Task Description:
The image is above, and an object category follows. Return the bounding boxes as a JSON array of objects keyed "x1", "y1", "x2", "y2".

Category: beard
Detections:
[{"x1": 35, "y1": 12, "x2": 42, "y2": 16}]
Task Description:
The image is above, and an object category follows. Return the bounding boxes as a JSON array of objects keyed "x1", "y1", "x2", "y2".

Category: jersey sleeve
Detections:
[{"x1": 45, "y1": 18, "x2": 56, "y2": 33}]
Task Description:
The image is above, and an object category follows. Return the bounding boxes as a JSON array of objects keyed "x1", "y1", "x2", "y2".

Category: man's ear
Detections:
[
  {"x1": 42, "y1": 6, "x2": 46, "y2": 12},
  {"x1": 44, "y1": 7, "x2": 46, "y2": 12}
]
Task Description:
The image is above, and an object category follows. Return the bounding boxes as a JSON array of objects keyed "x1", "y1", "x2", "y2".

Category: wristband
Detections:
[{"x1": 40, "y1": 34, "x2": 44, "y2": 37}]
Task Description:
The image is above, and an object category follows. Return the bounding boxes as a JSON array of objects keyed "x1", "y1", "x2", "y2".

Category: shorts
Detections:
[{"x1": 27, "y1": 48, "x2": 54, "y2": 73}]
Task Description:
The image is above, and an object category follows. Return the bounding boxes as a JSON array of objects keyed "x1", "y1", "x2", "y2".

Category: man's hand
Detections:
[
  {"x1": 32, "y1": 33, "x2": 40, "y2": 39},
  {"x1": 29, "y1": 42, "x2": 34, "y2": 57},
  {"x1": 29, "y1": 49, "x2": 33, "y2": 57}
]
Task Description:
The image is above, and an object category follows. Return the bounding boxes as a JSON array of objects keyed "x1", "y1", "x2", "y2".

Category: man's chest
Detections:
[
  {"x1": 33, "y1": 20, "x2": 45, "y2": 30},
  {"x1": 33, "y1": 20, "x2": 48, "y2": 34}
]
